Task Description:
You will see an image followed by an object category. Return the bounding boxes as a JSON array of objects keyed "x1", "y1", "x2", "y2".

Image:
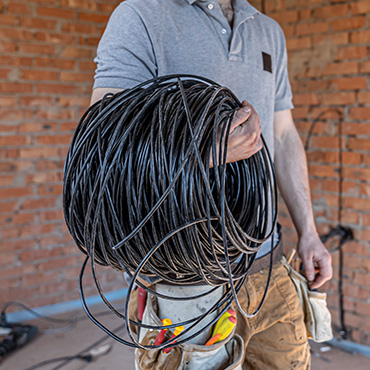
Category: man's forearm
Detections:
[
  {"x1": 274, "y1": 123, "x2": 317, "y2": 238},
  {"x1": 273, "y1": 109, "x2": 332, "y2": 288}
]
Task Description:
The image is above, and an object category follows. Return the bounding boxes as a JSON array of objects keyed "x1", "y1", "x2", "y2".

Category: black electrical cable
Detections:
[
  {"x1": 63, "y1": 75, "x2": 278, "y2": 349},
  {"x1": 305, "y1": 108, "x2": 354, "y2": 339}
]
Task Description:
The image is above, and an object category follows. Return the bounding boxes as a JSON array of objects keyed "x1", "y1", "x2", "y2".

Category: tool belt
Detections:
[{"x1": 129, "y1": 289, "x2": 244, "y2": 370}]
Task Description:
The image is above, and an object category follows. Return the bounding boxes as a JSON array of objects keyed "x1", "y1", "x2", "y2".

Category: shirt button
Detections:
[
  {"x1": 207, "y1": 4, "x2": 214, "y2": 10},
  {"x1": 221, "y1": 28, "x2": 227, "y2": 34}
]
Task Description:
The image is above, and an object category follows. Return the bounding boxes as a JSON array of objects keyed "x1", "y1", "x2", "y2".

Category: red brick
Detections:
[
  {"x1": 0, "y1": 213, "x2": 35, "y2": 226},
  {"x1": 62, "y1": 23, "x2": 97, "y2": 34},
  {"x1": 0, "y1": 14, "x2": 17, "y2": 26},
  {"x1": 343, "y1": 168, "x2": 370, "y2": 182},
  {"x1": 313, "y1": 4, "x2": 349, "y2": 19},
  {"x1": 60, "y1": 47, "x2": 93, "y2": 58},
  {"x1": 359, "y1": 183, "x2": 370, "y2": 197},
  {"x1": 0, "y1": 187, "x2": 34, "y2": 199},
  {"x1": 0, "y1": 28, "x2": 34, "y2": 40},
  {"x1": 343, "y1": 123, "x2": 370, "y2": 135},
  {"x1": 19, "y1": 17, "x2": 57, "y2": 30},
  {"x1": 354, "y1": 272, "x2": 370, "y2": 286},
  {"x1": 307, "y1": 151, "x2": 339, "y2": 163},
  {"x1": 286, "y1": 37, "x2": 311, "y2": 50},
  {"x1": 270, "y1": 10, "x2": 299, "y2": 24},
  {"x1": 60, "y1": 71, "x2": 93, "y2": 82},
  {"x1": 21, "y1": 198, "x2": 56, "y2": 210},
  {"x1": 308, "y1": 164, "x2": 339, "y2": 177},
  {"x1": 308, "y1": 137, "x2": 340, "y2": 149},
  {"x1": 20, "y1": 224, "x2": 56, "y2": 237},
  {"x1": 320, "y1": 92, "x2": 356, "y2": 105},
  {"x1": 23, "y1": 271, "x2": 60, "y2": 287},
  {"x1": 357, "y1": 92, "x2": 370, "y2": 105},
  {"x1": 297, "y1": 22, "x2": 328, "y2": 36},
  {"x1": 349, "y1": 107, "x2": 370, "y2": 120},
  {"x1": 19, "y1": 122, "x2": 56, "y2": 132},
  {"x1": 351, "y1": 1, "x2": 370, "y2": 15},
  {"x1": 19, "y1": 43, "x2": 57, "y2": 55},
  {"x1": 37, "y1": 184, "x2": 63, "y2": 196},
  {"x1": 323, "y1": 62, "x2": 359, "y2": 76},
  {"x1": 0, "y1": 56, "x2": 33, "y2": 67},
  {"x1": 36, "y1": 160, "x2": 64, "y2": 171},
  {"x1": 351, "y1": 30, "x2": 370, "y2": 43},
  {"x1": 343, "y1": 197, "x2": 370, "y2": 212},
  {"x1": 34, "y1": 57, "x2": 76, "y2": 69},
  {"x1": 37, "y1": 134, "x2": 73, "y2": 145},
  {"x1": 78, "y1": 12, "x2": 109, "y2": 23},
  {"x1": 342, "y1": 152, "x2": 362, "y2": 165},
  {"x1": 331, "y1": 16, "x2": 366, "y2": 31},
  {"x1": 20, "y1": 148, "x2": 59, "y2": 159},
  {"x1": 99, "y1": 4, "x2": 117, "y2": 13},
  {"x1": 36, "y1": 84, "x2": 77, "y2": 94},
  {"x1": 25, "y1": 172, "x2": 60, "y2": 184},
  {"x1": 331, "y1": 77, "x2": 367, "y2": 90},
  {"x1": 21, "y1": 70, "x2": 59, "y2": 81},
  {"x1": 39, "y1": 210, "x2": 64, "y2": 222},
  {"x1": 37, "y1": 7, "x2": 76, "y2": 19},
  {"x1": 0, "y1": 135, "x2": 28, "y2": 146},
  {"x1": 36, "y1": 32, "x2": 76, "y2": 44},
  {"x1": 313, "y1": 32, "x2": 349, "y2": 46},
  {"x1": 0, "y1": 82, "x2": 33, "y2": 93},
  {"x1": 19, "y1": 96, "x2": 54, "y2": 106},
  {"x1": 293, "y1": 93, "x2": 318, "y2": 106},
  {"x1": 60, "y1": 0, "x2": 98, "y2": 10},
  {"x1": 335, "y1": 46, "x2": 367, "y2": 60},
  {"x1": 8, "y1": 3, "x2": 28, "y2": 13}
]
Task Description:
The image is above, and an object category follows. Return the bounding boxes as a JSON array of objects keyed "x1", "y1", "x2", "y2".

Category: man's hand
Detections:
[
  {"x1": 210, "y1": 100, "x2": 262, "y2": 167},
  {"x1": 297, "y1": 233, "x2": 332, "y2": 290}
]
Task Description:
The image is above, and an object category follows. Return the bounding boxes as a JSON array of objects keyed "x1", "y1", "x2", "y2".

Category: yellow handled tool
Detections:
[
  {"x1": 206, "y1": 315, "x2": 237, "y2": 345},
  {"x1": 212, "y1": 308, "x2": 236, "y2": 337}
]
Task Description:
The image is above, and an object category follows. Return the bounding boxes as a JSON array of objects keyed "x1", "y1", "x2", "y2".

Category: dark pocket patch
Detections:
[{"x1": 262, "y1": 52, "x2": 272, "y2": 73}]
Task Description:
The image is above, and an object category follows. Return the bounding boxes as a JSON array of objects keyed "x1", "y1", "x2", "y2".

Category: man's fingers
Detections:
[
  {"x1": 230, "y1": 106, "x2": 251, "y2": 131},
  {"x1": 310, "y1": 255, "x2": 332, "y2": 290},
  {"x1": 302, "y1": 255, "x2": 315, "y2": 282}
]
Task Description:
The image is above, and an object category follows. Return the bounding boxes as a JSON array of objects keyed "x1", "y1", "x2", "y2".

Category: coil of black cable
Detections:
[{"x1": 63, "y1": 75, "x2": 277, "y2": 349}]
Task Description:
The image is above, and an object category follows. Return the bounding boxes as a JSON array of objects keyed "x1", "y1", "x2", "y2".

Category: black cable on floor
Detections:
[
  {"x1": 305, "y1": 108, "x2": 354, "y2": 339},
  {"x1": 63, "y1": 75, "x2": 278, "y2": 349}
]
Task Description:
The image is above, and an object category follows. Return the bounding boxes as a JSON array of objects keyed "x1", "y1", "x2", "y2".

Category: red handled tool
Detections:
[
  {"x1": 137, "y1": 287, "x2": 147, "y2": 339},
  {"x1": 154, "y1": 318, "x2": 172, "y2": 346},
  {"x1": 163, "y1": 325, "x2": 184, "y2": 354}
]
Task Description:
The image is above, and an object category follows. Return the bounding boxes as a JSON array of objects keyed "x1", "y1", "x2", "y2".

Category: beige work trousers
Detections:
[{"x1": 236, "y1": 260, "x2": 311, "y2": 369}]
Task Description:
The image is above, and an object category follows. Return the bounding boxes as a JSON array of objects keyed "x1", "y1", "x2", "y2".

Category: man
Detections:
[{"x1": 90, "y1": 0, "x2": 332, "y2": 368}]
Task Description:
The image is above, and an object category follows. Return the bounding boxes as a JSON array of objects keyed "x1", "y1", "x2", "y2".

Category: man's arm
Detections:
[
  {"x1": 274, "y1": 109, "x2": 332, "y2": 289},
  {"x1": 90, "y1": 87, "x2": 124, "y2": 105}
]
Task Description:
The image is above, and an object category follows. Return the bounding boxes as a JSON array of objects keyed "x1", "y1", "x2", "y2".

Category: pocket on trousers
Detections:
[{"x1": 272, "y1": 264, "x2": 307, "y2": 344}]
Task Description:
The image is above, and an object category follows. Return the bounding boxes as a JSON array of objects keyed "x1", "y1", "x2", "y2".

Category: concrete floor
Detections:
[{"x1": 1, "y1": 305, "x2": 369, "y2": 370}]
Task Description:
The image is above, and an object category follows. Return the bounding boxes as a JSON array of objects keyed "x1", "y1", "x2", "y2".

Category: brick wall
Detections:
[
  {"x1": 0, "y1": 0, "x2": 369, "y2": 346},
  {"x1": 255, "y1": 0, "x2": 370, "y2": 345},
  {"x1": 0, "y1": 0, "x2": 123, "y2": 309}
]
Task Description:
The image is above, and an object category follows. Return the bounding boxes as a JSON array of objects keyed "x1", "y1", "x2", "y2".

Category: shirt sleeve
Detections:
[
  {"x1": 274, "y1": 26, "x2": 294, "y2": 112},
  {"x1": 93, "y1": 3, "x2": 157, "y2": 90}
]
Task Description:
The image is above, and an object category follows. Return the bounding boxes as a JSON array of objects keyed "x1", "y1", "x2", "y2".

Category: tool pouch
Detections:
[
  {"x1": 134, "y1": 292, "x2": 244, "y2": 370},
  {"x1": 283, "y1": 252, "x2": 333, "y2": 343}
]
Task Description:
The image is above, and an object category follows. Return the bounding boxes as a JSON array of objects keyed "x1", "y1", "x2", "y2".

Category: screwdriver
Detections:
[
  {"x1": 206, "y1": 315, "x2": 237, "y2": 345},
  {"x1": 163, "y1": 326, "x2": 184, "y2": 354},
  {"x1": 212, "y1": 308, "x2": 236, "y2": 336},
  {"x1": 154, "y1": 318, "x2": 172, "y2": 346},
  {"x1": 137, "y1": 287, "x2": 147, "y2": 340}
]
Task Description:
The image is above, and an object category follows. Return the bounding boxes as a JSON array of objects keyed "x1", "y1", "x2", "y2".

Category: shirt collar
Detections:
[{"x1": 185, "y1": 0, "x2": 259, "y2": 18}]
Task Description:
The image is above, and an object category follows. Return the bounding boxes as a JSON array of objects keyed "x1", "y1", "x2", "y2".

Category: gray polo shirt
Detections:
[{"x1": 93, "y1": 0, "x2": 294, "y2": 258}]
